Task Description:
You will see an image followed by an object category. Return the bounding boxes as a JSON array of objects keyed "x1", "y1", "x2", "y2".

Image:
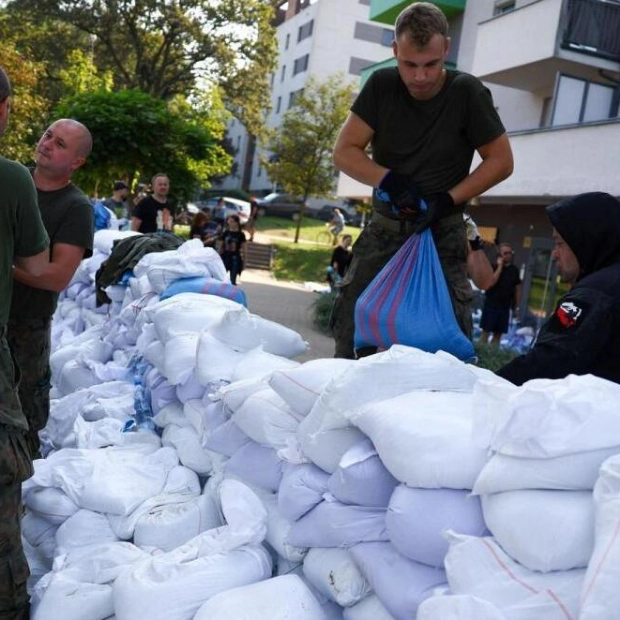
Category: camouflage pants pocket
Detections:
[{"x1": 0, "y1": 428, "x2": 33, "y2": 486}]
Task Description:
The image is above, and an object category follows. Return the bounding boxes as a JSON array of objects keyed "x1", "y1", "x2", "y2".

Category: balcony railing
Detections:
[{"x1": 562, "y1": 0, "x2": 620, "y2": 61}]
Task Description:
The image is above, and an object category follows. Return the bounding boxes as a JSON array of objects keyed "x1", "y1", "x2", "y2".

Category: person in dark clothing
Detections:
[
  {"x1": 498, "y1": 192, "x2": 620, "y2": 386},
  {"x1": 190, "y1": 210, "x2": 220, "y2": 248},
  {"x1": 327, "y1": 234, "x2": 353, "y2": 290},
  {"x1": 479, "y1": 243, "x2": 521, "y2": 345},
  {"x1": 219, "y1": 214, "x2": 246, "y2": 285},
  {"x1": 131, "y1": 173, "x2": 173, "y2": 233}
]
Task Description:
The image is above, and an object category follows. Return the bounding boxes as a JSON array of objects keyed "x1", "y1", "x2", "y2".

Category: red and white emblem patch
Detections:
[{"x1": 556, "y1": 301, "x2": 582, "y2": 328}]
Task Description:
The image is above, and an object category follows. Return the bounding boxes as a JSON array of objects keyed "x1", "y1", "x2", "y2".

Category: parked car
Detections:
[
  {"x1": 201, "y1": 196, "x2": 251, "y2": 225},
  {"x1": 256, "y1": 193, "x2": 307, "y2": 220}
]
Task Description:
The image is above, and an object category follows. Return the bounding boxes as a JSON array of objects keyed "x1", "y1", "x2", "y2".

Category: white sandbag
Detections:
[
  {"x1": 55, "y1": 509, "x2": 119, "y2": 555},
  {"x1": 106, "y1": 465, "x2": 202, "y2": 540},
  {"x1": 163, "y1": 332, "x2": 200, "y2": 385},
  {"x1": 74, "y1": 417, "x2": 160, "y2": 451},
  {"x1": 161, "y1": 424, "x2": 213, "y2": 476},
  {"x1": 56, "y1": 359, "x2": 101, "y2": 396},
  {"x1": 23, "y1": 487, "x2": 79, "y2": 525},
  {"x1": 141, "y1": 340, "x2": 166, "y2": 374},
  {"x1": 33, "y1": 445, "x2": 177, "y2": 516},
  {"x1": 32, "y1": 572, "x2": 112, "y2": 620},
  {"x1": 473, "y1": 374, "x2": 620, "y2": 458},
  {"x1": 133, "y1": 492, "x2": 222, "y2": 551},
  {"x1": 342, "y1": 594, "x2": 395, "y2": 620},
  {"x1": 180, "y1": 398, "x2": 226, "y2": 438},
  {"x1": 113, "y1": 479, "x2": 271, "y2": 620},
  {"x1": 226, "y1": 441, "x2": 284, "y2": 491},
  {"x1": 196, "y1": 331, "x2": 245, "y2": 386},
  {"x1": 269, "y1": 358, "x2": 355, "y2": 418},
  {"x1": 175, "y1": 370, "x2": 207, "y2": 403},
  {"x1": 193, "y1": 574, "x2": 326, "y2": 620},
  {"x1": 579, "y1": 454, "x2": 620, "y2": 619},
  {"x1": 232, "y1": 387, "x2": 299, "y2": 449},
  {"x1": 349, "y1": 542, "x2": 446, "y2": 620},
  {"x1": 118, "y1": 291, "x2": 158, "y2": 327},
  {"x1": 348, "y1": 391, "x2": 487, "y2": 489},
  {"x1": 328, "y1": 439, "x2": 398, "y2": 507},
  {"x1": 94, "y1": 229, "x2": 142, "y2": 255},
  {"x1": 287, "y1": 498, "x2": 388, "y2": 548},
  {"x1": 444, "y1": 533, "x2": 584, "y2": 618},
  {"x1": 298, "y1": 346, "x2": 480, "y2": 474},
  {"x1": 148, "y1": 370, "x2": 179, "y2": 415},
  {"x1": 215, "y1": 376, "x2": 269, "y2": 413},
  {"x1": 22, "y1": 511, "x2": 59, "y2": 548},
  {"x1": 303, "y1": 547, "x2": 371, "y2": 608},
  {"x1": 231, "y1": 346, "x2": 301, "y2": 381},
  {"x1": 278, "y1": 463, "x2": 330, "y2": 522},
  {"x1": 417, "y1": 595, "x2": 506, "y2": 620},
  {"x1": 261, "y1": 492, "x2": 308, "y2": 563},
  {"x1": 210, "y1": 307, "x2": 308, "y2": 358},
  {"x1": 472, "y1": 445, "x2": 620, "y2": 495},
  {"x1": 104, "y1": 284, "x2": 127, "y2": 302},
  {"x1": 205, "y1": 418, "x2": 251, "y2": 457},
  {"x1": 50, "y1": 337, "x2": 114, "y2": 382},
  {"x1": 386, "y1": 485, "x2": 486, "y2": 568},
  {"x1": 481, "y1": 490, "x2": 594, "y2": 572},
  {"x1": 134, "y1": 240, "x2": 227, "y2": 292}
]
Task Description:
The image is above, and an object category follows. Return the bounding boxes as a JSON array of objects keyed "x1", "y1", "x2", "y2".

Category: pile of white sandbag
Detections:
[{"x1": 27, "y1": 230, "x2": 620, "y2": 620}]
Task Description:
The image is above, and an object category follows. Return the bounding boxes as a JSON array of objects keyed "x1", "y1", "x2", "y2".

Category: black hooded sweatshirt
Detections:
[{"x1": 498, "y1": 192, "x2": 620, "y2": 386}]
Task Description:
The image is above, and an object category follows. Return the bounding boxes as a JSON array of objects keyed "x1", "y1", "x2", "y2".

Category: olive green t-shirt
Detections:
[
  {"x1": 0, "y1": 157, "x2": 49, "y2": 324},
  {"x1": 351, "y1": 68, "x2": 506, "y2": 217},
  {"x1": 10, "y1": 181, "x2": 94, "y2": 320}
]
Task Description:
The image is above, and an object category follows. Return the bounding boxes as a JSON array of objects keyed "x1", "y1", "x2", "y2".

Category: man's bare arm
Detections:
[
  {"x1": 14, "y1": 249, "x2": 49, "y2": 278},
  {"x1": 13, "y1": 243, "x2": 86, "y2": 292},
  {"x1": 131, "y1": 216, "x2": 142, "y2": 232}
]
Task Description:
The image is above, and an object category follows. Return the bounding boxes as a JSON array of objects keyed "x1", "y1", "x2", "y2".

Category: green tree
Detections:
[
  {"x1": 5, "y1": 0, "x2": 278, "y2": 137},
  {"x1": 0, "y1": 31, "x2": 49, "y2": 161},
  {"x1": 263, "y1": 74, "x2": 355, "y2": 243},
  {"x1": 54, "y1": 89, "x2": 231, "y2": 204}
]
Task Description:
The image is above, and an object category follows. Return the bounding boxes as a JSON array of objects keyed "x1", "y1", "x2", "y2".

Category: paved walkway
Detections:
[{"x1": 237, "y1": 267, "x2": 336, "y2": 362}]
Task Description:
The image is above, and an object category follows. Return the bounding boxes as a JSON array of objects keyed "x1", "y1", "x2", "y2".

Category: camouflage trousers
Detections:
[
  {"x1": 7, "y1": 319, "x2": 51, "y2": 460},
  {"x1": 0, "y1": 426, "x2": 33, "y2": 619},
  {"x1": 331, "y1": 212, "x2": 473, "y2": 359}
]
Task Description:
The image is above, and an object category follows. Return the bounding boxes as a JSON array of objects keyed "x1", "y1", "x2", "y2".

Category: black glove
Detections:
[
  {"x1": 377, "y1": 171, "x2": 422, "y2": 214},
  {"x1": 413, "y1": 192, "x2": 455, "y2": 234}
]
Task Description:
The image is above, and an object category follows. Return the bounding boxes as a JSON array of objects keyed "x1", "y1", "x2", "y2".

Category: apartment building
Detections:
[
  {"x1": 218, "y1": 0, "x2": 396, "y2": 196},
  {"x1": 342, "y1": 0, "x2": 620, "y2": 323}
]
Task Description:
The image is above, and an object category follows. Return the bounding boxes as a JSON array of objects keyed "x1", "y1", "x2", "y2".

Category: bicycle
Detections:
[{"x1": 315, "y1": 223, "x2": 337, "y2": 246}]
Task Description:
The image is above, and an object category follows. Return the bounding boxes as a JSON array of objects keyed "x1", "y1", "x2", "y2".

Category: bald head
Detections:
[{"x1": 52, "y1": 118, "x2": 92, "y2": 158}]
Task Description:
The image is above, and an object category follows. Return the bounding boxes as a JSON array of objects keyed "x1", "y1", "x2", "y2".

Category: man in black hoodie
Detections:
[{"x1": 498, "y1": 192, "x2": 620, "y2": 386}]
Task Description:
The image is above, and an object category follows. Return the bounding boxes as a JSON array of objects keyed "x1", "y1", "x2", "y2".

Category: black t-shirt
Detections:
[
  {"x1": 221, "y1": 230, "x2": 246, "y2": 256},
  {"x1": 10, "y1": 182, "x2": 94, "y2": 320},
  {"x1": 331, "y1": 246, "x2": 352, "y2": 277},
  {"x1": 351, "y1": 68, "x2": 506, "y2": 216},
  {"x1": 132, "y1": 196, "x2": 171, "y2": 233},
  {"x1": 485, "y1": 264, "x2": 521, "y2": 308}
]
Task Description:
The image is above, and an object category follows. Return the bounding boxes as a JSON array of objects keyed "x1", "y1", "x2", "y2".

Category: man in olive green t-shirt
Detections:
[
  {"x1": 0, "y1": 63, "x2": 50, "y2": 620},
  {"x1": 8, "y1": 118, "x2": 94, "y2": 459}
]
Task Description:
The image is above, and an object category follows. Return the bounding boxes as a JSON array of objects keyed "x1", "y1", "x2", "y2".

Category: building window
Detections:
[
  {"x1": 298, "y1": 20, "x2": 314, "y2": 42},
  {"x1": 281, "y1": 65, "x2": 286, "y2": 82},
  {"x1": 289, "y1": 88, "x2": 304, "y2": 109},
  {"x1": 270, "y1": 73, "x2": 275, "y2": 88},
  {"x1": 285, "y1": 33, "x2": 290, "y2": 50},
  {"x1": 276, "y1": 96, "x2": 282, "y2": 114},
  {"x1": 355, "y1": 22, "x2": 394, "y2": 47},
  {"x1": 551, "y1": 73, "x2": 616, "y2": 126},
  {"x1": 359, "y1": 0, "x2": 371, "y2": 5},
  {"x1": 349, "y1": 56, "x2": 376, "y2": 76},
  {"x1": 493, "y1": 0, "x2": 515, "y2": 16},
  {"x1": 293, "y1": 54, "x2": 309, "y2": 76}
]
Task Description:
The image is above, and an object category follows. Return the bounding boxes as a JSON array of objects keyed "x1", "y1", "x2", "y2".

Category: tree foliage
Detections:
[
  {"x1": 5, "y1": 0, "x2": 278, "y2": 137},
  {"x1": 0, "y1": 24, "x2": 50, "y2": 161},
  {"x1": 263, "y1": 74, "x2": 355, "y2": 242},
  {"x1": 54, "y1": 88, "x2": 231, "y2": 203}
]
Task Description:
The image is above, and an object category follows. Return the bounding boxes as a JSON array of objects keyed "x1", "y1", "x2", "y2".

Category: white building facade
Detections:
[{"x1": 218, "y1": 0, "x2": 397, "y2": 195}]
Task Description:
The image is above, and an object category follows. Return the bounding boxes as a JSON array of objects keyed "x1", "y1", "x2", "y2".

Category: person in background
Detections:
[
  {"x1": 327, "y1": 234, "x2": 353, "y2": 291},
  {"x1": 131, "y1": 173, "x2": 173, "y2": 233},
  {"x1": 331, "y1": 2, "x2": 513, "y2": 358},
  {"x1": 190, "y1": 210, "x2": 220, "y2": 248},
  {"x1": 498, "y1": 192, "x2": 620, "y2": 385},
  {"x1": 328, "y1": 207, "x2": 346, "y2": 245},
  {"x1": 464, "y1": 213, "x2": 495, "y2": 292},
  {"x1": 103, "y1": 180, "x2": 131, "y2": 224},
  {"x1": 479, "y1": 242, "x2": 521, "y2": 345},
  {"x1": 245, "y1": 197, "x2": 260, "y2": 242},
  {"x1": 0, "y1": 63, "x2": 51, "y2": 620},
  {"x1": 219, "y1": 214, "x2": 246, "y2": 285},
  {"x1": 8, "y1": 119, "x2": 94, "y2": 460},
  {"x1": 213, "y1": 197, "x2": 227, "y2": 228}
]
